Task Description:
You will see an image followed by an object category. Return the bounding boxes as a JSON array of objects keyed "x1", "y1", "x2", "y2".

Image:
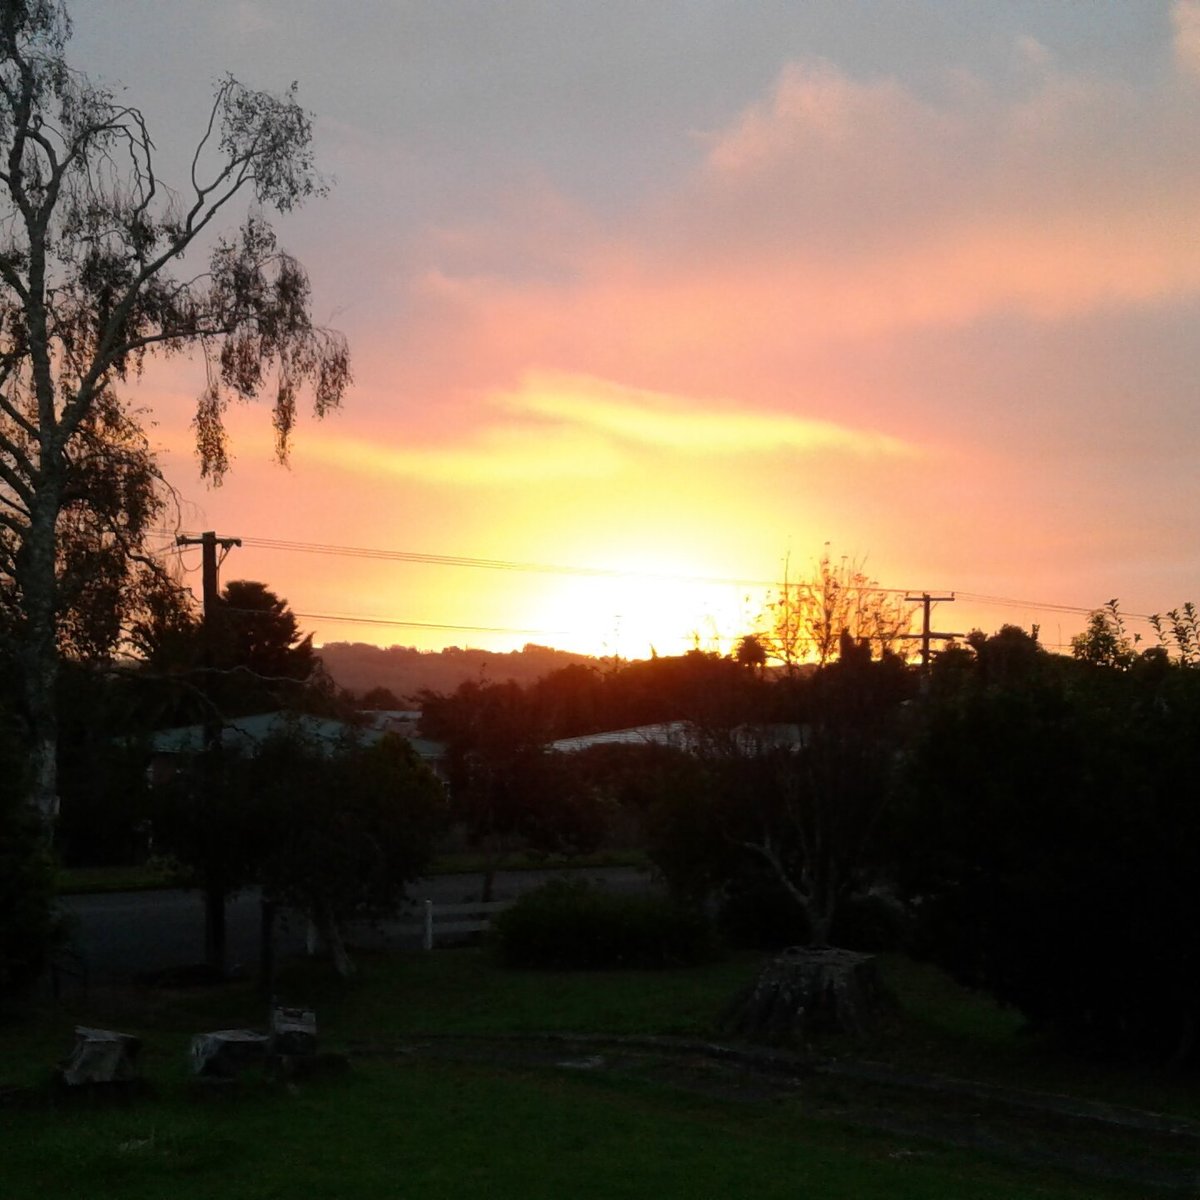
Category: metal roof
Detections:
[
  {"x1": 149, "y1": 712, "x2": 383, "y2": 757},
  {"x1": 548, "y1": 722, "x2": 694, "y2": 753},
  {"x1": 548, "y1": 721, "x2": 804, "y2": 755}
]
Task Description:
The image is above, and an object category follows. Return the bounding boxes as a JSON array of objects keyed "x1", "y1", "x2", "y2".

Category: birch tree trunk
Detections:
[
  {"x1": 20, "y1": 478, "x2": 63, "y2": 828},
  {"x1": 312, "y1": 903, "x2": 356, "y2": 980},
  {"x1": 0, "y1": 4, "x2": 350, "y2": 836}
]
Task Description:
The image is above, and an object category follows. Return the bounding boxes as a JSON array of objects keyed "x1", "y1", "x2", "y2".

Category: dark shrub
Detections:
[
  {"x1": 0, "y1": 790, "x2": 58, "y2": 1002},
  {"x1": 897, "y1": 653, "x2": 1200, "y2": 1065},
  {"x1": 493, "y1": 879, "x2": 717, "y2": 969}
]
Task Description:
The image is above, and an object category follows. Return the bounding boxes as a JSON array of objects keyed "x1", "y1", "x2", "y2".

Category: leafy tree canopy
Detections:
[
  {"x1": 899, "y1": 622, "x2": 1200, "y2": 1065},
  {"x1": 0, "y1": 1, "x2": 349, "y2": 825}
]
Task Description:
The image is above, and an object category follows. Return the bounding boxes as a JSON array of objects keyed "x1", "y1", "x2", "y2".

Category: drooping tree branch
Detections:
[{"x1": 0, "y1": 3, "x2": 350, "y2": 826}]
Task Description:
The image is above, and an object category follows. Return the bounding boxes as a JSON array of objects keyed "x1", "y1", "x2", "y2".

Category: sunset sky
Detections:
[{"x1": 72, "y1": 1, "x2": 1200, "y2": 659}]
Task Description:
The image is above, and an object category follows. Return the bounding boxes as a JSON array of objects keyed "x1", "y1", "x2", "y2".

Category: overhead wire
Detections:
[
  {"x1": 955, "y1": 591, "x2": 1157, "y2": 623},
  {"x1": 163, "y1": 531, "x2": 776, "y2": 590},
  {"x1": 155, "y1": 529, "x2": 1155, "y2": 642},
  {"x1": 290, "y1": 612, "x2": 568, "y2": 637}
]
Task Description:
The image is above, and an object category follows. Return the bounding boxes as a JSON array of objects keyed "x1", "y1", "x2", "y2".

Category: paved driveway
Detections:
[{"x1": 56, "y1": 866, "x2": 658, "y2": 981}]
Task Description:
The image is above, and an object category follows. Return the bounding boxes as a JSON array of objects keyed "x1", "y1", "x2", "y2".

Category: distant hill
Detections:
[{"x1": 317, "y1": 642, "x2": 598, "y2": 702}]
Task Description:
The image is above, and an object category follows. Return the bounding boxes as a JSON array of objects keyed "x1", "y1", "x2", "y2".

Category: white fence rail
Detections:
[{"x1": 412, "y1": 898, "x2": 515, "y2": 950}]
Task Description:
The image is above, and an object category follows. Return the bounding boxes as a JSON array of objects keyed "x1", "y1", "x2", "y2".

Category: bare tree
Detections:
[
  {"x1": 0, "y1": 3, "x2": 350, "y2": 827},
  {"x1": 643, "y1": 635, "x2": 916, "y2": 946},
  {"x1": 765, "y1": 546, "x2": 915, "y2": 668}
]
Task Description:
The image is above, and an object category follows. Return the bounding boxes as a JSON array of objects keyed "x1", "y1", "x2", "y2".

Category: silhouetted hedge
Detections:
[
  {"x1": 493, "y1": 879, "x2": 717, "y2": 969},
  {"x1": 0, "y1": 784, "x2": 58, "y2": 1001}
]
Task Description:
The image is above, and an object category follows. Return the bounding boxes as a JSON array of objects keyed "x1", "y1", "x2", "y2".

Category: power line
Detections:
[
  {"x1": 291, "y1": 611, "x2": 568, "y2": 637},
  {"x1": 158, "y1": 529, "x2": 1161, "y2": 635},
  {"x1": 170, "y1": 532, "x2": 775, "y2": 590},
  {"x1": 199, "y1": 533, "x2": 1124, "y2": 612},
  {"x1": 956, "y1": 591, "x2": 1157, "y2": 623}
]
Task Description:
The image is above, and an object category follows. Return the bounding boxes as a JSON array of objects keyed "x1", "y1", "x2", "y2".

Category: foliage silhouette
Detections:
[
  {"x1": 899, "y1": 630, "x2": 1200, "y2": 1065},
  {"x1": 0, "y1": 3, "x2": 349, "y2": 827},
  {"x1": 764, "y1": 547, "x2": 915, "y2": 668}
]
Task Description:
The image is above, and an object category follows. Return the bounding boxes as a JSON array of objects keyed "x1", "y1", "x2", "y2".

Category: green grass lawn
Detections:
[
  {"x1": 0, "y1": 1058, "x2": 1150, "y2": 1200},
  {"x1": 54, "y1": 863, "x2": 177, "y2": 894},
  {"x1": 1, "y1": 949, "x2": 1193, "y2": 1199}
]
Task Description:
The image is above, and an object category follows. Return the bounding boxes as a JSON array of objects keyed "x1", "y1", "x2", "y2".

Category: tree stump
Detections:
[
  {"x1": 718, "y1": 946, "x2": 889, "y2": 1043},
  {"x1": 270, "y1": 1006, "x2": 317, "y2": 1058},
  {"x1": 190, "y1": 1029, "x2": 270, "y2": 1078},
  {"x1": 57, "y1": 1027, "x2": 142, "y2": 1087}
]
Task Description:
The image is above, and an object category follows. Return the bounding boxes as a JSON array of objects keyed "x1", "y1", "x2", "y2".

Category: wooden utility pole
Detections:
[
  {"x1": 175, "y1": 531, "x2": 241, "y2": 973},
  {"x1": 903, "y1": 592, "x2": 961, "y2": 671},
  {"x1": 176, "y1": 532, "x2": 242, "y2": 665}
]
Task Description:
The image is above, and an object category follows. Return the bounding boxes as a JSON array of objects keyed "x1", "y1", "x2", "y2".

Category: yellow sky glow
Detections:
[
  {"x1": 101, "y1": 5, "x2": 1200, "y2": 664},
  {"x1": 502, "y1": 372, "x2": 915, "y2": 458}
]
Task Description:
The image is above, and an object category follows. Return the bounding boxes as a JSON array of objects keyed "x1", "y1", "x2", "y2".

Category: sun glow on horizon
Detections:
[
  {"x1": 519, "y1": 559, "x2": 769, "y2": 660},
  {"x1": 59, "y1": 4, "x2": 1200, "y2": 700}
]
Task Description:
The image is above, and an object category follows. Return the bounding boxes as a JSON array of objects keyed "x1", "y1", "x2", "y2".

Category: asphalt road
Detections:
[{"x1": 55, "y1": 866, "x2": 657, "y2": 982}]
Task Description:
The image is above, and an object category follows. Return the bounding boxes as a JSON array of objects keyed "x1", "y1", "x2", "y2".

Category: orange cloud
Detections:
[
  {"x1": 305, "y1": 423, "x2": 624, "y2": 486},
  {"x1": 237, "y1": 368, "x2": 915, "y2": 492}
]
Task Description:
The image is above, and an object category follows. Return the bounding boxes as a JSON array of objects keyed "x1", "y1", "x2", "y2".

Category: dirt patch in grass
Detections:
[{"x1": 372, "y1": 1032, "x2": 1200, "y2": 1193}]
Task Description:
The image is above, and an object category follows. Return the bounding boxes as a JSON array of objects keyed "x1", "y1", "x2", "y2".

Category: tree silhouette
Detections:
[
  {"x1": 137, "y1": 579, "x2": 324, "y2": 725},
  {"x1": 217, "y1": 580, "x2": 316, "y2": 683},
  {"x1": 765, "y1": 547, "x2": 914, "y2": 668},
  {"x1": 0, "y1": 4, "x2": 349, "y2": 828},
  {"x1": 899, "y1": 631, "x2": 1200, "y2": 1064}
]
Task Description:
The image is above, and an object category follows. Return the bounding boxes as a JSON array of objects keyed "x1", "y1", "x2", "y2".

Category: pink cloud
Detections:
[
  {"x1": 679, "y1": 59, "x2": 1200, "y2": 328},
  {"x1": 137, "y1": 37, "x2": 1200, "y2": 653},
  {"x1": 393, "y1": 52, "x2": 1200, "y2": 407},
  {"x1": 1174, "y1": 0, "x2": 1200, "y2": 74}
]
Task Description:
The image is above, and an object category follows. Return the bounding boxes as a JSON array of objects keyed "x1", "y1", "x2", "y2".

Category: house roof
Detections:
[
  {"x1": 149, "y1": 712, "x2": 383, "y2": 757},
  {"x1": 548, "y1": 721, "x2": 804, "y2": 755},
  {"x1": 548, "y1": 722, "x2": 694, "y2": 753},
  {"x1": 150, "y1": 710, "x2": 448, "y2": 766}
]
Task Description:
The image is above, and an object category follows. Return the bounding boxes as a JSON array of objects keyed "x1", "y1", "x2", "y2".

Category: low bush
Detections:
[{"x1": 493, "y1": 879, "x2": 718, "y2": 969}]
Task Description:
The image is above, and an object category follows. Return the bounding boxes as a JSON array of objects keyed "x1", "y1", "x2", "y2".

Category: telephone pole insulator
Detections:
[
  {"x1": 902, "y1": 592, "x2": 962, "y2": 670},
  {"x1": 177, "y1": 532, "x2": 242, "y2": 634}
]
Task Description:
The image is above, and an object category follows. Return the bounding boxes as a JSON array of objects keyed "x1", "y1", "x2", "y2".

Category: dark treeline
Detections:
[
  {"x1": 420, "y1": 624, "x2": 1200, "y2": 1068},
  {"x1": 418, "y1": 650, "x2": 771, "y2": 744},
  {"x1": 900, "y1": 627, "x2": 1200, "y2": 1069},
  {"x1": 50, "y1": 579, "x2": 349, "y2": 871},
  {"x1": 7, "y1": 590, "x2": 1200, "y2": 1068},
  {"x1": 1, "y1": 579, "x2": 446, "y2": 984},
  {"x1": 317, "y1": 642, "x2": 596, "y2": 701}
]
